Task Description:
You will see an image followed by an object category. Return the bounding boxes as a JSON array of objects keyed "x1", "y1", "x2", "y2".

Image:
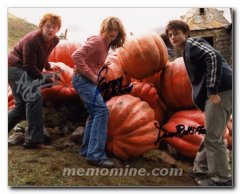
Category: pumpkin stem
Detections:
[
  {"x1": 64, "y1": 28, "x2": 68, "y2": 39},
  {"x1": 59, "y1": 28, "x2": 68, "y2": 40}
]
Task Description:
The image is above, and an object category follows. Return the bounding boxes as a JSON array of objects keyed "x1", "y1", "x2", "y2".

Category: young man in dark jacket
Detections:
[
  {"x1": 165, "y1": 20, "x2": 232, "y2": 186},
  {"x1": 8, "y1": 13, "x2": 61, "y2": 148}
]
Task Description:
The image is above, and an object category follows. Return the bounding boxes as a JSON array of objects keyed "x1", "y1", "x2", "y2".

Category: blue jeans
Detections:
[
  {"x1": 8, "y1": 66, "x2": 44, "y2": 144},
  {"x1": 72, "y1": 74, "x2": 108, "y2": 161}
]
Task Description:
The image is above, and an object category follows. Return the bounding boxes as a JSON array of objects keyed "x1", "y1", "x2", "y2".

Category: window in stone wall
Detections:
[{"x1": 202, "y1": 36, "x2": 214, "y2": 47}]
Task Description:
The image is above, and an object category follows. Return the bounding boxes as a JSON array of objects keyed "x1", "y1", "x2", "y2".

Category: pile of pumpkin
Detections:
[{"x1": 8, "y1": 32, "x2": 233, "y2": 160}]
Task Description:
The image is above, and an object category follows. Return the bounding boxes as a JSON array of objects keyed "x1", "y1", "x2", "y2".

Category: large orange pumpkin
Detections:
[
  {"x1": 98, "y1": 52, "x2": 131, "y2": 101},
  {"x1": 159, "y1": 57, "x2": 194, "y2": 110},
  {"x1": 106, "y1": 94, "x2": 160, "y2": 159},
  {"x1": 41, "y1": 62, "x2": 78, "y2": 103},
  {"x1": 48, "y1": 39, "x2": 81, "y2": 68},
  {"x1": 162, "y1": 109, "x2": 205, "y2": 158},
  {"x1": 117, "y1": 32, "x2": 168, "y2": 79},
  {"x1": 162, "y1": 110, "x2": 231, "y2": 158}
]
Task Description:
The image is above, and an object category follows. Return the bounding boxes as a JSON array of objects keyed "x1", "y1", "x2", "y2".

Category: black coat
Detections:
[{"x1": 183, "y1": 37, "x2": 232, "y2": 111}]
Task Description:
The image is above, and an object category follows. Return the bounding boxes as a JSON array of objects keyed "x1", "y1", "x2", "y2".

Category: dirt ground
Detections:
[{"x1": 8, "y1": 138, "x2": 199, "y2": 187}]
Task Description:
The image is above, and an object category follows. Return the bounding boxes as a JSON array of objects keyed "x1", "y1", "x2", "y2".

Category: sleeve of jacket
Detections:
[
  {"x1": 22, "y1": 40, "x2": 43, "y2": 79},
  {"x1": 187, "y1": 39, "x2": 222, "y2": 96},
  {"x1": 71, "y1": 37, "x2": 100, "y2": 83}
]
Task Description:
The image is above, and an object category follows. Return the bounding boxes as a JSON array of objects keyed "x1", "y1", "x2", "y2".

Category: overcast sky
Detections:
[{"x1": 8, "y1": 7, "x2": 231, "y2": 43}]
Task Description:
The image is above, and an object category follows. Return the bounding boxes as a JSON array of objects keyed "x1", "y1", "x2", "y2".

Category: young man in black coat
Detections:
[{"x1": 165, "y1": 20, "x2": 232, "y2": 186}]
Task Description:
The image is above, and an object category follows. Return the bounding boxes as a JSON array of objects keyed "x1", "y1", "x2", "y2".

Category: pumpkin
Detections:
[
  {"x1": 106, "y1": 94, "x2": 160, "y2": 159},
  {"x1": 8, "y1": 85, "x2": 15, "y2": 110},
  {"x1": 153, "y1": 99, "x2": 168, "y2": 125},
  {"x1": 117, "y1": 32, "x2": 168, "y2": 79},
  {"x1": 41, "y1": 62, "x2": 78, "y2": 103},
  {"x1": 142, "y1": 71, "x2": 162, "y2": 91},
  {"x1": 48, "y1": 39, "x2": 81, "y2": 68},
  {"x1": 98, "y1": 52, "x2": 131, "y2": 101},
  {"x1": 130, "y1": 71, "x2": 162, "y2": 92},
  {"x1": 8, "y1": 85, "x2": 13, "y2": 102},
  {"x1": 131, "y1": 82, "x2": 159, "y2": 108},
  {"x1": 227, "y1": 115, "x2": 232, "y2": 136},
  {"x1": 162, "y1": 109, "x2": 231, "y2": 158},
  {"x1": 159, "y1": 57, "x2": 194, "y2": 110},
  {"x1": 102, "y1": 52, "x2": 131, "y2": 85},
  {"x1": 130, "y1": 82, "x2": 167, "y2": 123},
  {"x1": 162, "y1": 109, "x2": 205, "y2": 158},
  {"x1": 104, "y1": 51, "x2": 119, "y2": 67},
  {"x1": 225, "y1": 115, "x2": 233, "y2": 149},
  {"x1": 8, "y1": 63, "x2": 77, "y2": 107}
]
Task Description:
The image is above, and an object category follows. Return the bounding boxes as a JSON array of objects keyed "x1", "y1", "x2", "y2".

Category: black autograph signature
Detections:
[
  {"x1": 154, "y1": 122, "x2": 206, "y2": 144},
  {"x1": 93, "y1": 66, "x2": 133, "y2": 106}
]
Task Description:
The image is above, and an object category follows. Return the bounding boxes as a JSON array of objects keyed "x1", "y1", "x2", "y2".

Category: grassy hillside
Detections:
[{"x1": 8, "y1": 12, "x2": 37, "y2": 52}]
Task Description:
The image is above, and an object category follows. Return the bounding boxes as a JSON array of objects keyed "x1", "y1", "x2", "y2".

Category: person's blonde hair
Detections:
[
  {"x1": 39, "y1": 13, "x2": 61, "y2": 30},
  {"x1": 100, "y1": 16, "x2": 126, "y2": 49}
]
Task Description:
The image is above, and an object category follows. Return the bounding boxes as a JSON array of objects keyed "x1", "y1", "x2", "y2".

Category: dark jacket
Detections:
[
  {"x1": 183, "y1": 37, "x2": 232, "y2": 111},
  {"x1": 8, "y1": 30, "x2": 59, "y2": 79}
]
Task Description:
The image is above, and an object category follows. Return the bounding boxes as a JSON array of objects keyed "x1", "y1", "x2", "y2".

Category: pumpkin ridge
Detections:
[
  {"x1": 107, "y1": 96, "x2": 133, "y2": 131},
  {"x1": 137, "y1": 36, "x2": 152, "y2": 74},
  {"x1": 115, "y1": 121, "x2": 158, "y2": 139},
  {"x1": 152, "y1": 33, "x2": 168, "y2": 67},
  {"x1": 131, "y1": 37, "x2": 146, "y2": 78},
  {"x1": 108, "y1": 96, "x2": 143, "y2": 136},
  {"x1": 164, "y1": 137, "x2": 199, "y2": 158},
  {"x1": 112, "y1": 140, "x2": 130, "y2": 159},
  {"x1": 119, "y1": 102, "x2": 155, "y2": 134},
  {"x1": 152, "y1": 36, "x2": 162, "y2": 71},
  {"x1": 117, "y1": 32, "x2": 167, "y2": 79},
  {"x1": 159, "y1": 58, "x2": 194, "y2": 110},
  {"x1": 122, "y1": 127, "x2": 159, "y2": 146},
  {"x1": 106, "y1": 95, "x2": 159, "y2": 159}
]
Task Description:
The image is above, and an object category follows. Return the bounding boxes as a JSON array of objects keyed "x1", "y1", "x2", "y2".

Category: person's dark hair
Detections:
[{"x1": 165, "y1": 20, "x2": 191, "y2": 38}]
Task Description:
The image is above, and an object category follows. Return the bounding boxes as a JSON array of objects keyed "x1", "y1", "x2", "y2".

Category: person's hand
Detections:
[
  {"x1": 45, "y1": 63, "x2": 55, "y2": 72},
  {"x1": 52, "y1": 66, "x2": 61, "y2": 72},
  {"x1": 209, "y1": 94, "x2": 221, "y2": 104},
  {"x1": 104, "y1": 61, "x2": 111, "y2": 66},
  {"x1": 93, "y1": 75, "x2": 99, "y2": 85},
  {"x1": 44, "y1": 77, "x2": 55, "y2": 88},
  {"x1": 46, "y1": 67, "x2": 54, "y2": 72},
  {"x1": 45, "y1": 65, "x2": 61, "y2": 72}
]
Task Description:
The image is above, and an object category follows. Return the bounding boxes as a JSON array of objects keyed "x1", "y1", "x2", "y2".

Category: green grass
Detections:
[
  {"x1": 8, "y1": 137, "x2": 197, "y2": 187},
  {"x1": 8, "y1": 12, "x2": 37, "y2": 52}
]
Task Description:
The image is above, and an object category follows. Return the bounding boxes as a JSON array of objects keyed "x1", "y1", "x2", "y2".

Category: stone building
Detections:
[{"x1": 181, "y1": 8, "x2": 232, "y2": 66}]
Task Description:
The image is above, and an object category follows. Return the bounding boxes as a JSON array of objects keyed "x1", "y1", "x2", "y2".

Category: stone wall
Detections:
[{"x1": 191, "y1": 28, "x2": 232, "y2": 66}]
